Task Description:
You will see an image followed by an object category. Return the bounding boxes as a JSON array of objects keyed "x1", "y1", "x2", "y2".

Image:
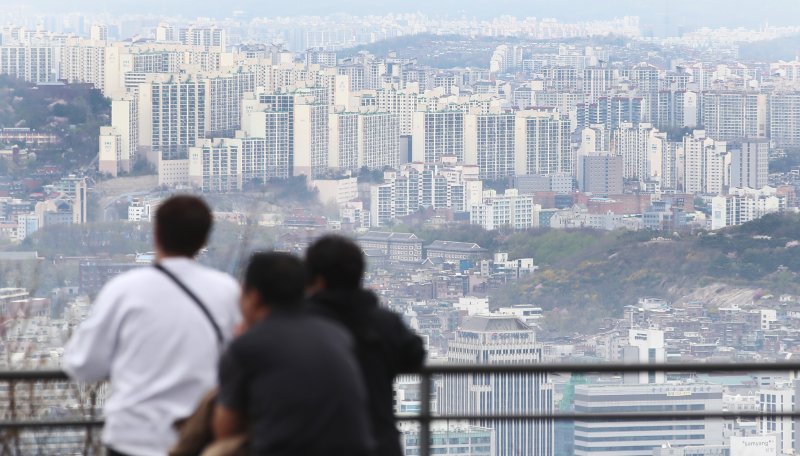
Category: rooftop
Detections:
[
  {"x1": 460, "y1": 315, "x2": 531, "y2": 332},
  {"x1": 425, "y1": 240, "x2": 486, "y2": 252},
  {"x1": 359, "y1": 231, "x2": 422, "y2": 242}
]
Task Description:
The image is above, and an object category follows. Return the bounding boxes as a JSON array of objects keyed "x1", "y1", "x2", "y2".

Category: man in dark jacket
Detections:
[{"x1": 305, "y1": 235, "x2": 427, "y2": 456}]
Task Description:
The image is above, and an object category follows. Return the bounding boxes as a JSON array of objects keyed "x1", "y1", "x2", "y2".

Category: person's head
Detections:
[
  {"x1": 154, "y1": 195, "x2": 213, "y2": 258},
  {"x1": 305, "y1": 235, "x2": 365, "y2": 293},
  {"x1": 241, "y1": 252, "x2": 307, "y2": 326}
]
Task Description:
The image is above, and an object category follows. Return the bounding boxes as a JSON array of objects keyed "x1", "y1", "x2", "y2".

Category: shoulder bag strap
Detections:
[{"x1": 154, "y1": 263, "x2": 224, "y2": 347}]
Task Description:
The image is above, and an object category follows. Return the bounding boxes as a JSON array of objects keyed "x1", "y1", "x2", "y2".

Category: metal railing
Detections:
[
  {"x1": 0, "y1": 370, "x2": 104, "y2": 455},
  {"x1": 1, "y1": 362, "x2": 800, "y2": 456}
]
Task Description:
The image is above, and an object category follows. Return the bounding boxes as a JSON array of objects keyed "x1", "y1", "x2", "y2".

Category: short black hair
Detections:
[
  {"x1": 155, "y1": 195, "x2": 213, "y2": 257},
  {"x1": 305, "y1": 235, "x2": 365, "y2": 291},
  {"x1": 244, "y1": 252, "x2": 307, "y2": 308}
]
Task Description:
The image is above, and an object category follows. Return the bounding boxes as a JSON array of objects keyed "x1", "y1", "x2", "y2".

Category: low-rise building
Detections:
[
  {"x1": 358, "y1": 231, "x2": 424, "y2": 263},
  {"x1": 425, "y1": 240, "x2": 486, "y2": 262}
]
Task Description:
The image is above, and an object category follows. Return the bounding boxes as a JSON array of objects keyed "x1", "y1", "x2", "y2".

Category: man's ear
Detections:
[{"x1": 306, "y1": 276, "x2": 326, "y2": 295}]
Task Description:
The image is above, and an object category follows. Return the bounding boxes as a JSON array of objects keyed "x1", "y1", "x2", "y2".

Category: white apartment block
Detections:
[
  {"x1": 338, "y1": 64, "x2": 366, "y2": 91},
  {"x1": 583, "y1": 66, "x2": 614, "y2": 103},
  {"x1": 16, "y1": 213, "x2": 39, "y2": 241},
  {"x1": 102, "y1": 95, "x2": 138, "y2": 175},
  {"x1": 140, "y1": 76, "x2": 209, "y2": 163},
  {"x1": 730, "y1": 139, "x2": 769, "y2": 190},
  {"x1": 369, "y1": 162, "x2": 482, "y2": 227},
  {"x1": 360, "y1": 111, "x2": 400, "y2": 170},
  {"x1": 309, "y1": 68, "x2": 349, "y2": 110},
  {"x1": 376, "y1": 87, "x2": 419, "y2": 135},
  {"x1": 701, "y1": 91, "x2": 767, "y2": 141},
  {"x1": 329, "y1": 112, "x2": 360, "y2": 171},
  {"x1": 178, "y1": 26, "x2": 226, "y2": 50},
  {"x1": 770, "y1": 59, "x2": 800, "y2": 82},
  {"x1": 769, "y1": 91, "x2": 800, "y2": 148},
  {"x1": 465, "y1": 112, "x2": 516, "y2": 180},
  {"x1": 188, "y1": 138, "x2": 243, "y2": 192},
  {"x1": 208, "y1": 71, "x2": 256, "y2": 137},
  {"x1": 188, "y1": 137, "x2": 291, "y2": 192},
  {"x1": 98, "y1": 126, "x2": 123, "y2": 176},
  {"x1": 298, "y1": 101, "x2": 329, "y2": 177},
  {"x1": 682, "y1": 130, "x2": 728, "y2": 195},
  {"x1": 646, "y1": 129, "x2": 676, "y2": 189},
  {"x1": 241, "y1": 107, "x2": 293, "y2": 178},
  {"x1": 711, "y1": 186, "x2": 783, "y2": 230},
  {"x1": 470, "y1": 189, "x2": 538, "y2": 230},
  {"x1": 129, "y1": 51, "x2": 181, "y2": 74},
  {"x1": 612, "y1": 122, "x2": 665, "y2": 182},
  {"x1": 244, "y1": 89, "x2": 328, "y2": 178},
  {"x1": 577, "y1": 125, "x2": 609, "y2": 155},
  {"x1": 89, "y1": 24, "x2": 108, "y2": 42},
  {"x1": 0, "y1": 45, "x2": 55, "y2": 83},
  {"x1": 328, "y1": 108, "x2": 400, "y2": 171},
  {"x1": 155, "y1": 23, "x2": 176, "y2": 42},
  {"x1": 515, "y1": 110, "x2": 573, "y2": 177},
  {"x1": 59, "y1": 38, "x2": 107, "y2": 92},
  {"x1": 535, "y1": 90, "x2": 584, "y2": 122},
  {"x1": 412, "y1": 110, "x2": 465, "y2": 164}
]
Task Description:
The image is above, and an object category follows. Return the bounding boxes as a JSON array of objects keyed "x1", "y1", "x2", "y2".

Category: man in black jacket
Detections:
[{"x1": 305, "y1": 235, "x2": 427, "y2": 456}]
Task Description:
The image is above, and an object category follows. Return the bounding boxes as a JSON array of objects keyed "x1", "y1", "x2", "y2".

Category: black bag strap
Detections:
[{"x1": 154, "y1": 263, "x2": 224, "y2": 347}]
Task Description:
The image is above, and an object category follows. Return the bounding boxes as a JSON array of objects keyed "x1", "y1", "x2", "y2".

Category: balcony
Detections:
[{"x1": 0, "y1": 361, "x2": 797, "y2": 456}]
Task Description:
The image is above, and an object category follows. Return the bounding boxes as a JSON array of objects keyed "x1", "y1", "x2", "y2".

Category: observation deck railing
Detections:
[{"x1": 1, "y1": 362, "x2": 799, "y2": 456}]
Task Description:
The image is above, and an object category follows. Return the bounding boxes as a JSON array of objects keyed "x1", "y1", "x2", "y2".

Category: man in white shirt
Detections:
[{"x1": 63, "y1": 195, "x2": 241, "y2": 456}]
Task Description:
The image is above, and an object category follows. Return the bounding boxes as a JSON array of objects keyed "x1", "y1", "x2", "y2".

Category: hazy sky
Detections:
[{"x1": 4, "y1": 0, "x2": 800, "y2": 32}]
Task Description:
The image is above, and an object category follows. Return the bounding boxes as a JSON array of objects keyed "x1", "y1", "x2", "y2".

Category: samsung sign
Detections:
[{"x1": 731, "y1": 435, "x2": 777, "y2": 456}]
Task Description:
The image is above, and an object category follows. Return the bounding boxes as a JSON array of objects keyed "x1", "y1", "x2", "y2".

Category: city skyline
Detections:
[
  {"x1": 1, "y1": 0, "x2": 800, "y2": 34},
  {"x1": 1, "y1": 3, "x2": 800, "y2": 455}
]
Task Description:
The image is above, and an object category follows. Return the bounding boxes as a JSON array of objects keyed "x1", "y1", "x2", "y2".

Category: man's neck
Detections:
[{"x1": 155, "y1": 251, "x2": 192, "y2": 262}]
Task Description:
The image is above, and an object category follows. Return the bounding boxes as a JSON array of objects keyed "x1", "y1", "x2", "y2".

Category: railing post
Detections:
[
  {"x1": 84, "y1": 388, "x2": 97, "y2": 456},
  {"x1": 419, "y1": 371, "x2": 431, "y2": 456},
  {"x1": 8, "y1": 380, "x2": 19, "y2": 456}
]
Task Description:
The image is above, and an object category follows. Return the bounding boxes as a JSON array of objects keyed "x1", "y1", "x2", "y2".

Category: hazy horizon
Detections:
[{"x1": 2, "y1": 0, "x2": 800, "y2": 35}]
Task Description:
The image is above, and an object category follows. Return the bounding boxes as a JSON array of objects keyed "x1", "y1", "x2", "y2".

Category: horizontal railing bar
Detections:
[
  {"x1": 0, "y1": 420, "x2": 104, "y2": 429},
  {"x1": 3, "y1": 361, "x2": 800, "y2": 380},
  {"x1": 0, "y1": 410, "x2": 786, "y2": 429},
  {"x1": 0, "y1": 371, "x2": 71, "y2": 381},
  {"x1": 0, "y1": 364, "x2": 797, "y2": 431},
  {"x1": 417, "y1": 361, "x2": 800, "y2": 375},
  {"x1": 402, "y1": 411, "x2": 799, "y2": 422}
]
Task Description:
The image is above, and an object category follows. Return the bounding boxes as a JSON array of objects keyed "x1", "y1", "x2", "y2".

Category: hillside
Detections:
[
  {"x1": 411, "y1": 215, "x2": 800, "y2": 335},
  {"x1": 0, "y1": 76, "x2": 110, "y2": 169},
  {"x1": 738, "y1": 35, "x2": 800, "y2": 61},
  {"x1": 495, "y1": 214, "x2": 800, "y2": 335},
  {"x1": 340, "y1": 34, "x2": 507, "y2": 68}
]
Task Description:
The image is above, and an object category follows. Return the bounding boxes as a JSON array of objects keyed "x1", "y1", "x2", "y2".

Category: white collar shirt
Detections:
[{"x1": 63, "y1": 257, "x2": 241, "y2": 456}]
